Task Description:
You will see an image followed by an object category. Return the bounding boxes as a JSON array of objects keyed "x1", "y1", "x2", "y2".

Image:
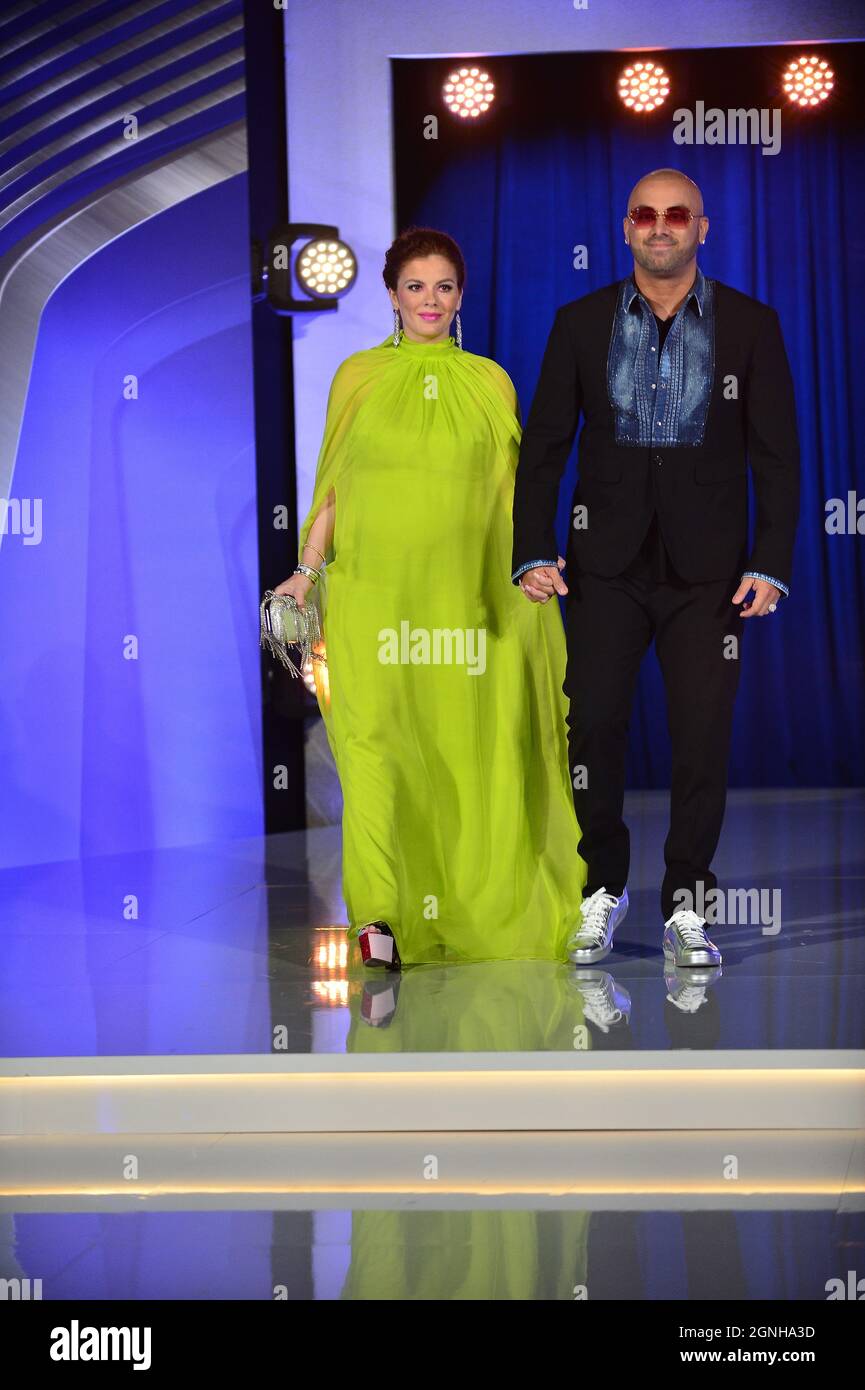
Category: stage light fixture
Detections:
[
  {"x1": 314, "y1": 928, "x2": 348, "y2": 972},
  {"x1": 443, "y1": 65, "x2": 495, "y2": 119},
  {"x1": 296, "y1": 238, "x2": 356, "y2": 298},
  {"x1": 782, "y1": 54, "x2": 834, "y2": 107},
  {"x1": 255, "y1": 223, "x2": 357, "y2": 314},
  {"x1": 311, "y1": 927, "x2": 349, "y2": 1008},
  {"x1": 617, "y1": 60, "x2": 670, "y2": 113}
]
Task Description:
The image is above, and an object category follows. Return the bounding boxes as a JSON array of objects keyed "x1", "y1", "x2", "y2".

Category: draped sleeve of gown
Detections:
[{"x1": 298, "y1": 330, "x2": 587, "y2": 964}]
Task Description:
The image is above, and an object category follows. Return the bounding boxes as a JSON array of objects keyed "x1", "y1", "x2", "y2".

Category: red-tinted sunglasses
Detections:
[{"x1": 628, "y1": 205, "x2": 700, "y2": 229}]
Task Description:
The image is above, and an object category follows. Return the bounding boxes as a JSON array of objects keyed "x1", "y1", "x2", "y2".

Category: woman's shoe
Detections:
[{"x1": 357, "y1": 921, "x2": 402, "y2": 970}]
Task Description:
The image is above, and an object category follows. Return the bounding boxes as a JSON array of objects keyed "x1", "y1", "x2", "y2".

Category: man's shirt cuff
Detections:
[
  {"x1": 512, "y1": 558, "x2": 559, "y2": 584},
  {"x1": 742, "y1": 570, "x2": 789, "y2": 598}
]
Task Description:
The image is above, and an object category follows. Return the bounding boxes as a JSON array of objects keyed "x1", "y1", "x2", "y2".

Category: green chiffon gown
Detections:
[{"x1": 298, "y1": 329, "x2": 587, "y2": 964}]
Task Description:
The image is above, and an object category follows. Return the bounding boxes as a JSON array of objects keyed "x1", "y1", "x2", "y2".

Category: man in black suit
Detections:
[{"x1": 511, "y1": 168, "x2": 799, "y2": 969}]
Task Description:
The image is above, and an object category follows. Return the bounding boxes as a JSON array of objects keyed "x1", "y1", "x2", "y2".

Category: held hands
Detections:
[
  {"x1": 732, "y1": 576, "x2": 781, "y2": 618},
  {"x1": 519, "y1": 556, "x2": 568, "y2": 603},
  {"x1": 518, "y1": 566, "x2": 783, "y2": 615},
  {"x1": 273, "y1": 572, "x2": 314, "y2": 609}
]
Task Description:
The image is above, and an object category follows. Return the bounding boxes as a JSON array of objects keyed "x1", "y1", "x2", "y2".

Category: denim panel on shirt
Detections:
[{"x1": 606, "y1": 268, "x2": 714, "y2": 447}]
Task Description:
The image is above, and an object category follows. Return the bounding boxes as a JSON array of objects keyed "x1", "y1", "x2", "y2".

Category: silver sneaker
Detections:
[
  {"x1": 566, "y1": 886, "x2": 629, "y2": 964},
  {"x1": 662, "y1": 909, "x2": 722, "y2": 968}
]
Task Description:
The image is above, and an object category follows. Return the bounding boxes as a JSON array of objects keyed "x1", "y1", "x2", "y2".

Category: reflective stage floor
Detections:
[{"x1": 1, "y1": 789, "x2": 863, "y2": 1300}]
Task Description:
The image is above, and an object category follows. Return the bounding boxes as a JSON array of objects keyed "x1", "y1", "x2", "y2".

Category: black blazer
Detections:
[{"x1": 511, "y1": 278, "x2": 800, "y2": 589}]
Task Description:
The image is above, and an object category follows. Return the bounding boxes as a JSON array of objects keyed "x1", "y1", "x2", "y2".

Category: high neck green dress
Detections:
[{"x1": 299, "y1": 329, "x2": 587, "y2": 963}]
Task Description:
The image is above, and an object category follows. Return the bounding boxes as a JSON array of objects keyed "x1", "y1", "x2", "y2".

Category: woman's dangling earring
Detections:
[
  {"x1": 455, "y1": 310, "x2": 462, "y2": 350},
  {"x1": 392, "y1": 307, "x2": 401, "y2": 347}
]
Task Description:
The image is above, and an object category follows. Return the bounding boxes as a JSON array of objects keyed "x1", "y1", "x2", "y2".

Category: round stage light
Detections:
[
  {"x1": 443, "y1": 65, "x2": 495, "y2": 119},
  {"x1": 617, "y1": 60, "x2": 670, "y2": 113},
  {"x1": 295, "y1": 239, "x2": 356, "y2": 298},
  {"x1": 782, "y1": 54, "x2": 834, "y2": 107}
]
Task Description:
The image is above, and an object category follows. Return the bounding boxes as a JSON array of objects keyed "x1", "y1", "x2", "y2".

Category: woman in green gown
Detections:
[{"x1": 276, "y1": 227, "x2": 586, "y2": 965}]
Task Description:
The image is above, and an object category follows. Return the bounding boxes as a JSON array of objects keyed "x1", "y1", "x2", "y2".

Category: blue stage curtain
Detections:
[{"x1": 396, "y1": 48, "x2": 865, "y2": 787}]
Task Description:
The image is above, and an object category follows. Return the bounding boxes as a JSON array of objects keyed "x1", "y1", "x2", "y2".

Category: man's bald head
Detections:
[{"x1": 627, "y1": 169, "x2": 704, "y2": 215}]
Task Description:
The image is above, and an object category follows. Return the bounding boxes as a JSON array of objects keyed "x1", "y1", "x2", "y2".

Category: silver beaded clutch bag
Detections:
[{"x1": 259, "y1": 588, "x2": 325, "y2": 679}]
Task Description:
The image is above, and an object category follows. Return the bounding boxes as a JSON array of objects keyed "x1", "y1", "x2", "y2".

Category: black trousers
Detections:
[{"x1": 563, "y1": 519, "x2": 745, "y2": 922}]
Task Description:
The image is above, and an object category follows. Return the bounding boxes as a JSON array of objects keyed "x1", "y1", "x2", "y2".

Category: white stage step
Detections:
[
  {"x1": 1, "y1": 1050, "x2": 863, "y2": 1136},
  {"x1": 0, "y1": 1128, "x2": 862, "y2": 1211}
]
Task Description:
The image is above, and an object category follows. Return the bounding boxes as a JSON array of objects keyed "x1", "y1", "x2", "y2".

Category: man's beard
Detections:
[{"x1": 631, "y1": 240, "x2": 697, "y2": 276}]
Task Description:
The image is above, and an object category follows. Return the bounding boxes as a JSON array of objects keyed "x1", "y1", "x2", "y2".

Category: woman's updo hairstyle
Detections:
[{"x1": 382, "y1": 226, "x2": 466, "y2": 293}]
